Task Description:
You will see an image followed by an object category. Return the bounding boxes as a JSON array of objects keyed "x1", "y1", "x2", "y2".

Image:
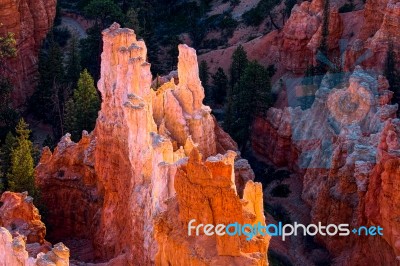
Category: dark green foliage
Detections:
[
  {"x1": 267, "y1": 64, "x2": 277, "y2": 77},
  {"x1": 271, "y1": 184, "x2": 291, "y2": 197},
  {"x1": 80, "y1": 25, "x2": 102, "y2": 81},
  {"x1": 0, "y1": 32, "x2": 17, "y2": 62},
  {"x1": 230, "y1": 61, "x2": 272, "y2": 151},
  {"x1": 200, "y1": 60, "x2": 213, "y2": 105},
  {"x1": 84, "y1": 0, "x2": 124, "y2": 28},
  {"x1": 0, "y1": 132, "x2": 16, "y2": 192},
  {"x1": 268, "y1": 250, "x2": 294, "y2": 266},
  {"x1": 42, "y1": 134, "x2": 56, "y2": 151},
  {"x1": 30, "y1": 38, "x2": 65, "y2": 124},
  {"x1": 242, "y1": 0, "x2": 280, "y2": 26},
  {"x1": 265, "y1": 203, "x2": 292, "y2": 224},
  {"x1": 211, "y1": 67, "x2": 228, "y2": 104},
  {"x1": 0, "y1": 78, "x2": 19, "y2": 140},
  {"x1": 54, "y1": 3, "x2": 63, "y2": 27},
  {"x1": 125, "y1": 7, "x2": 142, "y2": 36},
  {"x1": 225, "y1": 45, "x2": 248, "y2": 134},
  {"x1": 7, "y1": 119, "x2": 36, "y2": 197},
  {"x1": 229, "y1": 45, "x2": 248, "y2": 88},
  {"x1": 66, "y1": 37, "x2": 82, "y2": 88},
  {"x1": 199, "y1": 60, "x2": 210, "y2": 90},
  {"x1": 285, "y1": 0, "x2": 297, "y2": 17},
  {"x1": 64, "y1": 69, "x2": 100, "y2": 141},
  {"x1": 52, "y1": 27, "x2": 71, "y2": 47},
  {"x1": 339, "y1": 1, "x2": 355, "y2": 13}
]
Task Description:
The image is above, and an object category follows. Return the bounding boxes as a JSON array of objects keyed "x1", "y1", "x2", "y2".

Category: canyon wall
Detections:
[
  {"x1": 35, "y1": 23, "x2": 268, "y2": 265},
  {"x1": 252, "y1": 66, "x2": 400, "y2": 265},
  {"x1": 0, "y1": 0, "x2": 56, "y2": 106}
]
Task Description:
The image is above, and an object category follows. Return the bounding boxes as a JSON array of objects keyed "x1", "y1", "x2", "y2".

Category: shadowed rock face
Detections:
[
  {"x1": 252, "y1": 66, "x2": 400, "y2": 264},
  {"x1": 0, "y1": 192, "x2": 70, "y2": 266},
  {"x1": 35, "y1": 23, "x2": 266, "y2": 265},
  {"x1": 0, "y1": 0, "x2": 56, "y2": 107}
]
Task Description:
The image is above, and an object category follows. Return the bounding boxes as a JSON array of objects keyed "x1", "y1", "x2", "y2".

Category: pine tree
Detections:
[
  {"x1": 199, "y1": 60, "x2": 211, "y2": 103},
  {"x1": 211, "y1": 67, "x2": 228, "y2": 105},
  {"x1": 66, "y1": 37, "x2": 81, "y2": 89},
  {"x1": 64, "y1": 69, "x2": 100, "y2": 141},
  {"x1": 7, "y1": 119, "x2": 36, "y2": 197},
  {"x1": 30, "y1": 38, "x2": 64, "y2": 122},
  {"x1": 0, "y1": 132, "x2": 15, "y2": 192},
  {"x1": 225, "y1": 45, "x2": 249, "y2": 133},
  {"x1": 230, "y1": 61, "x2": 271, "y2": 152},
  {"x1": 229, "y1": 45, "x2": 248, "y2": 88}
]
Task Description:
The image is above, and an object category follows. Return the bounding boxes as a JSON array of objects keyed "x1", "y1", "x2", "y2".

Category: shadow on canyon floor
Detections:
[{"x1": 244, "y1": 150, "x2": 332, "y2": 266}]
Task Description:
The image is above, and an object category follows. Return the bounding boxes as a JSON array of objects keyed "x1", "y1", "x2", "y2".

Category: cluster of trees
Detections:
[
  {"x1": 200, "y1": 46, "x2": 273, "y2": 153},
  {"x1": 29, "y1": 31, "x2": 100, "y2": 144}
]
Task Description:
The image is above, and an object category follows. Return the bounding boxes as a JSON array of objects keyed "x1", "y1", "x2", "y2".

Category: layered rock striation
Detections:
[
  {"x1": 35, "y1": 23, "x2": 267, "y2": 265},
  {"x1": 252, "y1": 67, "x2": 400, "y2": 265},
  {"x1": 0, "y1": 0, "x2": 56, "y2": 106}
]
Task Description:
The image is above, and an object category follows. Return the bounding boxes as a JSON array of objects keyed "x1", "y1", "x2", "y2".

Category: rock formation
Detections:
[
  {"x1": 252, "y1": 66, "x2": 400, "y2": 264},
  {"x1": 35, "y1": 23, "x2": 268, "y2": 265},
  {"x1": 155, "y1": 149, "x2": 269, "y2": 265},
  {"x1": 0, "y1": 192, "x2": 70, "y2": 266},
  {"x1": 281, "y1": 0, "x2": 343, "y2": 73},
  {"x1": 0, "y1": 0, "x2": 56, "y2": 106}
]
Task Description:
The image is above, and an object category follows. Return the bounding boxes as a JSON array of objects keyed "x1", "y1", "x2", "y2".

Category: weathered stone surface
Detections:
[
  {"x1": 155, "y1": 148, "x2": 269, "y2": 265},
  {"x1": 0, "y1": 229, "x2": 70, "y2": 266},
  {"x1": 0, "y1": 192, "x2": 45, "y2": 245},
  {"x1": 35, "y1": 23, "x2": 262, "y2": 265},
  {"x1": 252, "y1": 67, "x2": 400, "y2": 264},
  {"x1": 0, "y1": 0, "x2": 56, "y2": 106},
  {"x1": 0, "y1": 192, "x2": 70, "y2": 266}
]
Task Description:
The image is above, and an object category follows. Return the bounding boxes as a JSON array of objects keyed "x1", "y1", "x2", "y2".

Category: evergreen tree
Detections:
[
  {"x1": 0, "y1": 31, "x2": 17, "y2": 66},
  {"x1": 84, "y1": 0, "x2": 124, "y2": 29},
  {"x1": 211, "y1": 67, "x2": 228, "y2": 105},
  {"x1": 229, "y1": 45, "x2": 248, "y2": 88},
  {"x1": 65, "y1": 37, "x2": 81, "y2": 89},
  {"x1": 30, "y1": 38, "x2": 65, "y2": 122},
  {"x1": 0, "y1": 78, "x2": 19, "y2": 139},
  {"x1": 225, "y1": 45, "x2": 248, "y2": 132},
  {"x1": 0, "y1": 132, "x2": 15, "y2": 192},
  {"x1": 64, "y1": 69, "x2": 100, "y2": 141},
  {"x1": 230, "y1": 61, "x2": 271, "y2": 152},
  {"x1": 7, "y1": 119, "x2": 36, "y2": 197},
  {"x1": 80, "y1": 25, "x2": 102, "y2": 81},
  {"x1": 199, "y1": 60, "x2": 211, "y2": 103},
  {"x1": 125, "y1": 8, "x2": 142, "y2": 36}
]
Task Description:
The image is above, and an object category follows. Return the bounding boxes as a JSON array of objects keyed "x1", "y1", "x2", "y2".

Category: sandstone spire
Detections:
[{"x1": 34, "y1": 23, "x2": 267, "y2": 265}]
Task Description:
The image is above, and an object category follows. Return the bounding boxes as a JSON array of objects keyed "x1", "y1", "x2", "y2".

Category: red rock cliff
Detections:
[
  {"x1": 0, "y1": 0, "x2": 56, "y2": 106},
  {"x1": 252, "y1": 67, "x2": 400, "y2": 265}
]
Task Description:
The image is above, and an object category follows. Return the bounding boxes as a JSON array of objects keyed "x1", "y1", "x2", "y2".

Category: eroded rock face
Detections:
[
  {"x1": 0, "y1": 0, "x2": 56, "y2": 106},
  {"x1": 0, "y1": 229, "x2": 70, "y2": 266},
  {"x1": 35, "y1": 23, "x2": 265, "y2": 265},
  {"x1": 281, "y1": 0, "x2": 343, "y2": 73},
  {"x1": 252, "y1": 67, "x2": 400, "y2": 264},
  {"x1": 155, "y1": 148, "x2": 269, "y2": 265},
  {"x1": 0, "y1": 192, "x2": 70, "y2": 266}
]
